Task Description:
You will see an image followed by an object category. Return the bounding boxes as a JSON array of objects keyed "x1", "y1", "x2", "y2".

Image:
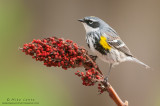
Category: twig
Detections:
[
  {"x1": 84, "y1": 52, "x2": 103, "y2": 75},
  {"x1": 101, "y1": 81, "x2": 128, "y2": 106}
]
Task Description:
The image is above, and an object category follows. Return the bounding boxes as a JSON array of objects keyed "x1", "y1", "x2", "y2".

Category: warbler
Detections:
[{"x1": 78, "y1": 16, "x2": 149, "y2": 79}]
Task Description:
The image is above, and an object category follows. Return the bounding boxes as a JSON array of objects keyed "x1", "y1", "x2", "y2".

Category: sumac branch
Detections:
[{"x1": 20, "y1": 36, "x2": 128, "y2": 106}]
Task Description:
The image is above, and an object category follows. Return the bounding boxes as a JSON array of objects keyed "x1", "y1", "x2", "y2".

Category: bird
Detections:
[{"x1": 78, "y1": 16, "x2": 150, "y2": 80}]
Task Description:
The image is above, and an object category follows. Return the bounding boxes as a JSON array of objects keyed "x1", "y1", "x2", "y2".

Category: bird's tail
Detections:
[{"x1": 131, "y1": 57, "x2": 150, "y2": 69}]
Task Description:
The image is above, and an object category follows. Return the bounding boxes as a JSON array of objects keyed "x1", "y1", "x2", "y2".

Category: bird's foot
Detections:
[{"x1": 104, "y1": 76, "x2": 108, "y2": 83}]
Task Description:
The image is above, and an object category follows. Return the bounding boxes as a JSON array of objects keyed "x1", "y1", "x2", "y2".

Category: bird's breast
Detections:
[{"x1": 86, "y1": 33, "x2": 110, "y2": 55}]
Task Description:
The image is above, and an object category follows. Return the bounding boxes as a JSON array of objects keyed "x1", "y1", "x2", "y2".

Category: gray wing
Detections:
[{"x1": 104, "y1": 28, "x2": 133, "y2": 56}]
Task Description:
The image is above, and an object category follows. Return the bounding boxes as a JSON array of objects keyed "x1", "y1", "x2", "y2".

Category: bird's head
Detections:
[{"x1": 78, "y1": 16, "x2": 106, "y2": 33}]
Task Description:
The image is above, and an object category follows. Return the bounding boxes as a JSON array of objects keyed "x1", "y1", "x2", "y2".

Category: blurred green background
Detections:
[{"x1": 0, "y1": 0, "x2": 160, "y2": 106}]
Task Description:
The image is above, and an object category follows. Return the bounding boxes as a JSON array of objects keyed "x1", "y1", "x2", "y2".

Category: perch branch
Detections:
[
  {"x1": 102, "y1": 81, "x2": 128, "y2": 106},
  {"x1": 20, "y1": 36, "x2": 128, "y2": 106}
]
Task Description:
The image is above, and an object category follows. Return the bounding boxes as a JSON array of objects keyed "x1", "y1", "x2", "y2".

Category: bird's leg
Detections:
[{"x1": 104, "y1": 63, "x2": 112, "y2": 82}]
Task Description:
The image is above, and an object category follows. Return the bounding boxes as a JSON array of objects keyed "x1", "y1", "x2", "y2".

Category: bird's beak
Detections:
[{"x1": 78, "y1": 19, "x2": 84, "y2": 22}]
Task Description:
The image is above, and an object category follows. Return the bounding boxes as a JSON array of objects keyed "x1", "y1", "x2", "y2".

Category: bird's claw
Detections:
[{"x1": 104, "y1": 76, "x2": 108, "y2": 83}]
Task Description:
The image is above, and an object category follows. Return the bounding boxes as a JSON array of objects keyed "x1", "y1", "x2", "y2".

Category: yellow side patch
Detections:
[{"x1": 99, "y1": 36, "x2": 111, "y2": 50}]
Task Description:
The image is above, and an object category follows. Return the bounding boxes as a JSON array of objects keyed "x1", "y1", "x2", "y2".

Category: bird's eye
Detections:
[{"x1": 89, "y1": 21, "x2": 93, "y2": 24}]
